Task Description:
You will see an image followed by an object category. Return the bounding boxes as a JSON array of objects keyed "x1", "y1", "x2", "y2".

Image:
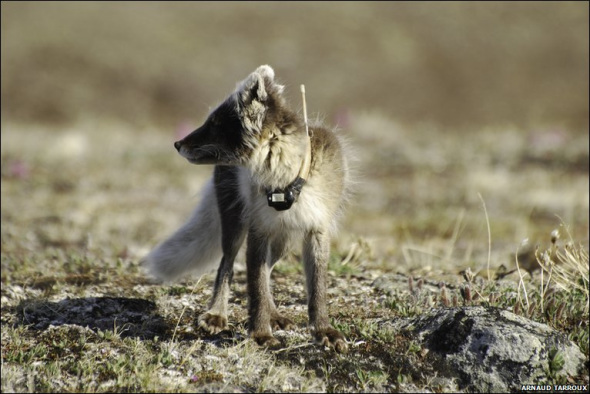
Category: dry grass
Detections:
[
  {"x1": 1, "y1": 116, "x2": 588, "y2": 392},
  {"x1": 1, "y1": 2, "x2": 588, "y2": 392}
]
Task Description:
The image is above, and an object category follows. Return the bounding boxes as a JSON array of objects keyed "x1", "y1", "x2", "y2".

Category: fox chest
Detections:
[{"x1": 236, "y1": 167, "x2": 337, "y2": 234}]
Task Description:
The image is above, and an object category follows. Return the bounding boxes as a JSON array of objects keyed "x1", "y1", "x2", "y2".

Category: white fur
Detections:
[
  {"x1": 145, "y1": 179, "x2": 222, "y2": 281},
  {"x1": 237, "y1": 163, "x2": 341, "y2": 240},
  {"x1": 248, "y1": 131, "x2": 305, "y2": 189}
]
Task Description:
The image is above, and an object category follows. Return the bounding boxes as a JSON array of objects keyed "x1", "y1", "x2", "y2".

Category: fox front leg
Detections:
[
  {"x1": 198, "y1": 166, "x2": 248, "y2": 334},
  {"x1": 198, "y1": 256, "x2": 233, "y2": 334},
  {"x1": 303, "y1": 230, "x2": 348, "y2": 353}
]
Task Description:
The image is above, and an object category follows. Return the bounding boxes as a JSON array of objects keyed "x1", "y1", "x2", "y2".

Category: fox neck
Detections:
[{"x1": 247, "y1": 126, "x2": 310, "y2": 190}]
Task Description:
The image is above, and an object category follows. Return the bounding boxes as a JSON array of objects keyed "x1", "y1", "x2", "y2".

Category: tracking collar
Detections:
[
  {"x1": 266, "y1": 134, "x2": 311, "y2": 211},
  {"x1": 267, "y1": 85, "x2": 312, "y2": 211}
]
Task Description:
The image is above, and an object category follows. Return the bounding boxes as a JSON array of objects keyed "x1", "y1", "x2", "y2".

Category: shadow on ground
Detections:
[{"x1": 13, "y1": 297, "x2": 170, "y2": 340}]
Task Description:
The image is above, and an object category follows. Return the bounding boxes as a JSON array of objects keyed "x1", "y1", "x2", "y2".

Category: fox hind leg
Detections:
[
  {"x1": 303, "y1": 230, "x2": 348, "y2": 353},
  {"x1": 267, "y1": 235, "x2": 295, "y2": 331},
  {"x1": 246, "y1": 228, "x2": 284, "y2": 348}
]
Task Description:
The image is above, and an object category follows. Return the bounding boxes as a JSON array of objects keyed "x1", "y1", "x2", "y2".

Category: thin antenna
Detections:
[
  {"x1": 297, "y1": 84, "x2": 312, "y2": 181},
  {"x1": 300, "y1": 84, "x2": 309, "y2": 137}
]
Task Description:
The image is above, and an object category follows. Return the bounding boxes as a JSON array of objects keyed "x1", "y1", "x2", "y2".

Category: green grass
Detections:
[
  {"x1": 1, "y1": 3, "x2": 589, "y2": 392},
  {"x1": 1, "y1": 116, "x2": 588, "y2": 392}
]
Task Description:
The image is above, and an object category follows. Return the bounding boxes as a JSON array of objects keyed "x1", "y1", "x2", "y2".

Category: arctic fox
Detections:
[{"x1": 146, "y1": 65, "x2": 350, "y2": 352}]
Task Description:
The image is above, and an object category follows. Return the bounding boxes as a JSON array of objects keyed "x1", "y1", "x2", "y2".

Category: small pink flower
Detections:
[{"x1": 8, "y1": 160, "x2": 30, "y2": 179}]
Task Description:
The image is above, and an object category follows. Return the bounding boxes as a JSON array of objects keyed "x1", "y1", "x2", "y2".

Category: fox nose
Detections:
[{"x1": 174, "y1": 141, "x2": 182, "y2": 151}]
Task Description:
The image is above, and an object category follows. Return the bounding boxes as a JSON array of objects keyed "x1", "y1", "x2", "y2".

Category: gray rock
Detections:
[{"x1": 379, "y1": 306, "x2": 585, "y2": 392}]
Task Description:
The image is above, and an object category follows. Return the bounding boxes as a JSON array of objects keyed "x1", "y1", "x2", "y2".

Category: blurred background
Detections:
[
  {"x1": 2, "y1": 1, "x2": 588, "y2": 130},
  {"x1": 1, "y1": 2, "x2": 588, "y2": 276}
]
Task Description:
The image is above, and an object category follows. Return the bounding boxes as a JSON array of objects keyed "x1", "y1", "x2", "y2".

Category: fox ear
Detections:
[
  {"x1": 237, "y1": 65, "x2": 284, "y2": 106},
  {"x1": 235, "y1": 66, "x2": 271, "y2": 132},
  {"x1": 257, "y1": 65, "x2": 285, "y2": 96},
  {"x1": 239, "y1": 66, "x2": 269, "y2": 103},
  {"x1": 235, "y1": 65, "x2": 285, "y2": 132},
  {"x1": 255, "y1": 65, "x2": 275, "y2": 83}
]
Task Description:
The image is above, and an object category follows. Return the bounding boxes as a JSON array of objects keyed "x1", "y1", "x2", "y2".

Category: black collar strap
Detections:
[
  {"x1": 267, "y1": 134, "x2": 311, "y2": 211},
  {"x1": 267, "y1": 176, "x2": 306, "y2": 211}
]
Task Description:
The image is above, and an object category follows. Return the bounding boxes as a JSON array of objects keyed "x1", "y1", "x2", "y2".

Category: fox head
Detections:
[{"x1": 174, "y1": 65, "x2": 299, "y2": 166}]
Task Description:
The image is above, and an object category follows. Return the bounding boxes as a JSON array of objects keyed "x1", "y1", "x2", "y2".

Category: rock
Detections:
[{"x1": 379, "y1": 306, "x2": 585, "y2": 392}]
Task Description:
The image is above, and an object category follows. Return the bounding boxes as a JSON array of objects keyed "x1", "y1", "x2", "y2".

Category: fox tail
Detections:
[{"x1": 144, "y1": 179, "x2": 222, "y2": 282}]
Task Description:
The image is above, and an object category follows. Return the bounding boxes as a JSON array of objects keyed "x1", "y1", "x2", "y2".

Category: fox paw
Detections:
[
  {"x1": 270, "y1": 313, "x2": 294, "y2": 330},
  {"x1": 252, "y1": 333, "x2": 281, "y2": 349},
  {"x1": 198, "y1": 312, "x2": 228, "y2": 335},
  {"x1": 313, "y1": 327, "x2": 349, "y2": 353}
]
